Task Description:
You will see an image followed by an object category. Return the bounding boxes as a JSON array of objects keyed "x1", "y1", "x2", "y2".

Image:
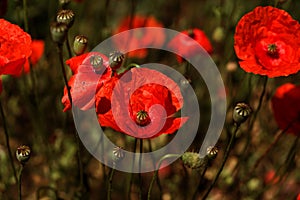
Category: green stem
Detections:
[
  {"x1": 0, "y1": 100, "x2": 17, "y2": 183},
  {"x1": 147, "y1": 154, "x2": 181, "y2": 200},
  {"x1": 107, "y1": 167, "x2": 115, "y2": 200},
  {"x1": 127, "y1": 138, "x2": 138, "y2": 200},
  {"x1": 22, "y1": 0, "x2": 29, "y2": 32},
  {"x1": 18, "y1": 164, "x2": 24, "y2": 200},
  {"x1": 192, "y1": 164, "x2": 209, "y2": 200},
  {"x1": 66, "y1": 30, "x2": 73, "y2": 58},
  {"x1": 202, "y1": 124, "x2": 240, "y2": 200}
]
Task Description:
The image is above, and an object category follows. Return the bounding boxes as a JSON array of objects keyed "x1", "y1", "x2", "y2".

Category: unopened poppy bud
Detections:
[
  {"x1": 181, "y1": 152, "x2": 207, "y2": 170},
  {"x1": 56, "y1": 9, "x2": 75, "y2": 28},
  {"x1": 73, "y1": 35, "x2": 88, "y2": 55},
  {"x1": 206, "y1": 146, "x2": 218, "y2": 160},
  {"x1": 16, "y1": 145, "x2": 31, "y2": 164},
  {"x1": 136, "y1": 110, "x2": 150, "y2": 126},
  {"x1": 50, "y1": 22, "x2": 67, "y2": 44},
  {"x1": 112, "y1": 146, "x2": 125, "y2": 164},
  {"x1": 233, "y1": 103, "x2": 252, "y2": 125},
  {"x1": 90, "y1": 55, "x2": 104, "y2": 74},
  {"x1": 109, "y1": 51, "x2": 124, "y2": 70}
]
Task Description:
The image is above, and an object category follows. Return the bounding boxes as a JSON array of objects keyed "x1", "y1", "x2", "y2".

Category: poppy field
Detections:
[{"x1": 0, "y1": 0, "x2": 300, "y2": 199}]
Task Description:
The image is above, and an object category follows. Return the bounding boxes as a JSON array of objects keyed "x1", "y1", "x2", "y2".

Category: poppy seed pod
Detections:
[
  {"x1": 206, "y1": 146, "x2": 218, "y2": 160},
  {"x1": 112, "y1": 146, "x2": 125, "y2": 164},
  {"x1": 56, "y1": 9, "x2": 75, "y2": 28},
  {"x1": 73, "y1": 35, "x2": 88, "y2": 55},
  {"x1": 90, "y1": 55, "x2": 104, "y2": 74},
  {"x1": 50, "y1": 22, "x2": 67, "y2": 44},
  {"x1": 181, "y1": 152, "x2": 208, "y2": 170},
  {"x1": 109, "y1": 51, "x2": 125, "y2": 70},
  {"x1": 16, "y1": 145, "x2": 31, "y2": 164},
  {"x1": 233, "y1": 103, "x2": 252, "y2": 125}
]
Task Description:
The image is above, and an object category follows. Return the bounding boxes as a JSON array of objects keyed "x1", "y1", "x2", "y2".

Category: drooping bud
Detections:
[
  {"x1": 56, "y1": 9, "x2": 75, "y2": 28},
  {"x1": 16, "y1": 145, "x2": 31, "y2": 164},
  {"x1": 50, "y1": 22, "x2": 67, "y2": 44},
  {"x1": 73, "y1": 35, "x2": 88, "y2": 55},
  {"x1": 136, "y1": 110, "x2": 151, "y2": 126},
  {"x1": 109, "y1": 51, "x2": 125, "y2": 70},
  {"x1": 233, "y1": 103, "x2": 252, "y2": 125},
  {"x1": 90, "y1": 55, "x2": 104, "y2": 74},
  {"x1": 181, "y1": 152, "x2": 207, "y2": 170}
]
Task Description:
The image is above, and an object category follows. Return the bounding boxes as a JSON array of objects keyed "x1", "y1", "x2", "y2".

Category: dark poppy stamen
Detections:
[
  {"x1": 267, "y1": 44, "x2": 279, "y2": 58},
  {"x1": 136, "y1": 110, "x2": 150, "y2": 126},
  {"x1": 187, "y1": 29, "x2": 195, "y2": 38}
]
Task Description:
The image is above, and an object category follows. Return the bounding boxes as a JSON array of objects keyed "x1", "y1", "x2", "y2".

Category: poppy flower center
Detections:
[
  {"x1": 136, "y1": 110, "x2": 150, "y2": 126},
  {"x1": 187, "y1": 29, "x2": 195, "y2": 38},
  {"x1": 267, "y1": 44, "x2": 279, "y2": 58}
]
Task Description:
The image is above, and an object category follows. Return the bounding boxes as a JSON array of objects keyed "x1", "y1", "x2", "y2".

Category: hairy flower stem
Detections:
[
  {"x1": 0, "y1": 100, "x2": 17, "y2": 183},
  {"x1": 202, "y1": 124, "x2": 240, "y2": 200},
  {"x1": 147, "y1": 154, "x2": 181, "y2": 200},
  {"x1": 18, "y1": 164, "x2": 24, "y2": 200},
  {"x1": 57, "y1": 45, "x2": 84, "y2": 190},
  {"x1": 22, "y1": 0, "x2": 29, "y2": 32}
]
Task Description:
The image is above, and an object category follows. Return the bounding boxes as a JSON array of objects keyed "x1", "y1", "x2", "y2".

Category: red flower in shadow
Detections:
[
  {"x1": 113, "y1": 15, "x2": 165, "y2": 59},
  {"x1": 0, "y1": 19, "x2": 32, "y2": 76},
  {"x1": 95, "y1": 67, "x2": 188, "y2": 138},
  {"x1": 271, "y1": 83, "x2": 300, "y2": 136},
  {"x1": 23, "y1": 40, "x2": 45, "y2": 73},
  {"x1": 234, "y1": 6, "x2": 300, "y2": 77},
  {"x1": 168, "y1": 28, "x2": 213, "y2": 62},
  {"x1": 62, "y1": 52, "x2": 112, "y2": 111}
]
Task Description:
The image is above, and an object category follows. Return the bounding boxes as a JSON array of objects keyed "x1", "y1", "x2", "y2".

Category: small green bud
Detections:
[
  {"x1": 73, "y1": 35, "x2": 88, "y2": 56},
  {"x1": 233, "y1": 103, "x2": 252, "y2": 125},
  {"x1": 56, "y1": 9, "x2": 75, "y2": 28},
  {"x1": 181, "y1": 152, "x2": 207, "y2": 170},
  {"x1": 50, "y1": 22, "x2": 67, "y2": 44},
  {"x1": 16, "y1": 145, "x2": 31, "y2": 164}
]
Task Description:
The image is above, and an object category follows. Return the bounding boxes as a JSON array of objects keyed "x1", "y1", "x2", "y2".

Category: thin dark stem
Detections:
[
  {"x1": 192, "y1": 165, "x2": 209, "y2": 200},
  {"x1": 66, "y1": 31, "x2": 73, "y2": 58},
  {"x1": 22, "y1": 0, "x2": 29, "y2": 32},
  {"x1": 107, "y1": 167, "x2": 115, "y2": 200},
  {"x1": 138, "y1": 139, "x2": 143, "y2": 200},
  {"x1": 147, "y1": 154, "x2": 181, "y2": 200},
  {"x1": 202, "y1": 124, "x2": 239, "y2": 200},
  {"x1": 0, "y1": 100, "x2": 17, "y2": 182},
  {"x1": 18, "y1": 164, "x2": 24, "y2": 200},
  {"x1": 57, "y1": 44, "x2": 83, "y2": 190},
  {"x1": 127, "y1": 138, "x2": 138, "y2": 200}
]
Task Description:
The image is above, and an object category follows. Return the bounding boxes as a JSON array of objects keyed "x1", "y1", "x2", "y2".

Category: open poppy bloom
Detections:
[
  {"x1": 234, "y1": 6, "x2": 300, "y2": 77},
  {"x1": 0, "y1": 19, "x2": 32, "y2": 76},
  {"x1": 271, "y1": 83, "x2": 300, "y2": 136},
  {"x1": 62, "y1": 52, "x2": 112, "y2": 111},
  {"x1": 96, "y1": 67, "x2": 188, "y2": 138},
  {"x1": 113, "y1": 15, "x2": 165, "y2": 59},
  {"x1": 168, "y1": 28, "x2": 213, "y2": 62}
]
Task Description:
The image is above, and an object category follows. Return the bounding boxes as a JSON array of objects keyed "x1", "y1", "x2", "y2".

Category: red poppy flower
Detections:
[
  {"x1": 168, "y1": 28, "x2": 213, "y2": 62},
  {"x1": 95, "y1": 67, "x2": 188, "y2": 138},
  {"x1": 264, "y1": 170, "x2": 280, "y2": 184},
  {"x1": 62, "y1": 52, "x2": 112, "y2": 111},
  {"x1": 234, "y1": 6, "x2": 300, "y2": 77},
  {"x1": 113, "y1": 15, "x2": 165, "y2": 59},
  {"x1": 297, "y1": 194, "x2": 300, "y2": 200},
  {"x1": 0, "y1": 19, "x2": 32, "y2": 76},
  {"x1": 271, "y1": 83, "x2": 300, "y2": 136}
]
